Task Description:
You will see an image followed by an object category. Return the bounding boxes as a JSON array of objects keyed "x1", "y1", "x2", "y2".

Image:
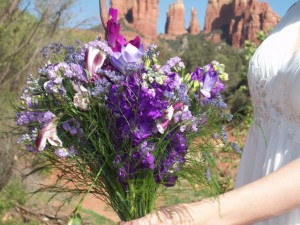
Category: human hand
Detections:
[{"x1": 118, "y1": 204, "x2": 195, "y2": 225}]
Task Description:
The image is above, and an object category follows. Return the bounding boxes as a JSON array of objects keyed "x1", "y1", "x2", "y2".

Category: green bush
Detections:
[
  {"x1": 0, "y1": 218, "x2": 39, "y2": 225},
  {"x1": 0, "y1": 90, "x2": 18, "y2": 191},
  {"x1": 0, "y1": 178, "x2": 27, "y2": 214}
]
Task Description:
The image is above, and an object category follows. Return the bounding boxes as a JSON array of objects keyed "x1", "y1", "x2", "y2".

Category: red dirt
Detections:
[{"x1": 45, "y1": 169, "x2": 120, "y2": 223}]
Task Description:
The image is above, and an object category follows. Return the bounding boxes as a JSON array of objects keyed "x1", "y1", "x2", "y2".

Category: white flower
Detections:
[
  {"x1": 85, "y1": 46, "x2": 106, "y2": 79},
  {"x1": 35, "y1": 119, "x2": 62, "y2": 151},
  {"x1": 73, "y1": 84, "x2": 90, "y2": 110},
  {"x1": 157, "y1": 106, "x2": 174, "y2": 134}
]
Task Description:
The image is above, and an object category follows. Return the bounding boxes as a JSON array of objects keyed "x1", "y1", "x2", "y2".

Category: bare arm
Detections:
[{"x1": 120, "y1": 157, "x2": 300, "y2": 225}]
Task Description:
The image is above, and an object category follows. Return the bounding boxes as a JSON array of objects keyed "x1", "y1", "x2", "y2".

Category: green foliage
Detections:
[
  {"x1": 0, "y1": 219, "x2": 40, "y2": 225},
  {"x1": 82, "y1": 209, "x2": 116, "y2": 225},
  {"x1": 0, "y1": 178, "x2": 27, "y2": 214},
  {"x1": 0, "y1": 0, "x2": 77, "y2": 90},
  {"x1": 0, "y1": 89, "x2": 18, "y2": 191}
]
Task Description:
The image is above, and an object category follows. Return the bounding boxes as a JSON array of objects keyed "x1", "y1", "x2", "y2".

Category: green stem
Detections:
[{"x1": 73, "y1": 164, "x2": 104, "y2": 215}]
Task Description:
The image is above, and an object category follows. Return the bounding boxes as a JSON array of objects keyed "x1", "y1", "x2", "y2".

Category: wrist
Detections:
[{"x1": 183, "y1": 200, "x2": 218, "y2": 225}]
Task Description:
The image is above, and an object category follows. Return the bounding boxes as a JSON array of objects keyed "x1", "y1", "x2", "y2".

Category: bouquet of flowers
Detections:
[{"x1": 16, "y1": 8, "x2": 231, "y2": 222}]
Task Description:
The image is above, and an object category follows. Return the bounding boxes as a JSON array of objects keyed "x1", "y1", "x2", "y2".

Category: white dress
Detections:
[{"x1": 235, "y1": 1, "x2": 300, "y2": 224}]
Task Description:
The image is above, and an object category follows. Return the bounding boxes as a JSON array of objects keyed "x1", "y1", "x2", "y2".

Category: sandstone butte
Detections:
[
  {"x1": 189, "y1": 8, "x2": 201, "y2": 35},
  {"x1": 165, "y1": 0, "x2": 186, "y2": 35},
  {"x1": 109, "y1": 0, "x2": 280, "y2": 48},
  {"x1": 204, "y1": 0, "x2": 280, "y2": 47},
  {"x1": 110, "y1": 0, "x2": 158, "y2": 39}
]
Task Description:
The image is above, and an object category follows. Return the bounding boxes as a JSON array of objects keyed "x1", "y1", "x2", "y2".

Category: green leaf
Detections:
[{"x1": 67, "y1": 213, "x2": 82, "y2": 225}]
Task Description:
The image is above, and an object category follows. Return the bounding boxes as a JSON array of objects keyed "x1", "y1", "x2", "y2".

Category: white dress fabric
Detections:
[{"x1": 235, "y1": 1, "x2": 300, "y2": 224}]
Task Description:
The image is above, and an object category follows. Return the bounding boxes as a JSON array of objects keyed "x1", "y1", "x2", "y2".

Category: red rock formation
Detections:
[
  {"x1": 165, "y1": 0, "x2": 186, "y2": 35},
  {"x1": 132, "y1": 0, "x2": 159, "y2": 38},
  {"x1": 110, "y1": 0, "x2": 158, "y2": 39},
  {"x1": 189, "y1": 8, "x2": 201, "y2": 35},
  {"x1": 261, "y1": 2, "x2": 281, "y2": 32},
  {"x1": 204, "y1": 0, "x2": 280, "y2": 47},
  {"x1": 204, "y1": 0, "x2": 233, "y2": 33},
  {"x1": 110, "y1": 0, "x2": 133, "y2": 18}
]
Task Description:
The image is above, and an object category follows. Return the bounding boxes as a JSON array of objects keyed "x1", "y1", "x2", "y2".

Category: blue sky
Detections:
[{"x1": 71, "y1": 0, "x2": 297, "y2": 33}]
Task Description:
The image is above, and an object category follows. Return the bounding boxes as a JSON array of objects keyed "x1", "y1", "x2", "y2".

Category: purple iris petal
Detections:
[
  {"x1": 210, "y1": 81, "x2": 225, "y2": 97},
  {"x1": 110, "y1": 52, "x2": 127, "y2": 73},
  {"x1": 129, "y1": 36, "x2": 141, "y2": 49},
  {"x1": 117, "y1": 35, "x2": 127, "y2": 46},
  {"x1": 191, "y1": 67, "x2": 203, "y2": 82},
  {"x1": 200, "y1": 71, "x2": 218, "y2": 98},
  {"x1": 109, "y1": 8, "x2": 118, "y2": 22},
  {"x1": 141, "y1": 152, "x2": 155, "y2": 170},
  {"x1": 110, "y1": 43, "x2": 144, "y2": 74},
  {"x1": 122, "y1": 44, "x2": 144, "y2": 63},
  {"x1": 133, "y1": 123, "x2": 152, "y2": 145}
]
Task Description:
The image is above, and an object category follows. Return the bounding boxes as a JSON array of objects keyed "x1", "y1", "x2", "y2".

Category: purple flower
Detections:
[
  {"x1": 25, "y1": 97, "x2": 38, "y2": 109},
  {"x1": 133, "y1": 123, "x2": 152, "y2": 146},
  {"x1": 62, "y1": 118, "x2": 83, "y2": 136},
  {"x1": 231, "y1": 142, "x2": 242, "y2": 154},
  {"x1": 69, "y1": 145, "x2": 77, "y2": 155},
  {"x1": 118, "y1": 167, "x2": 127, "y2": 183},
  {"x1": 206, "y1": 168, "x2": 212, "y2": 181},
  {"x1": 212, "y1": 133, "x2": 218, "y2": 139},
  {"x1": 128, "y1": 36, "x2": 141, "y2": 49},
  {"x1": 106, "y1": 8, "x2": 142, "y2": 53},
  {"x1": 221, "y1": 126, "x2": 228, "y2": 142},
  {"x1": 191, "y1": 67, "x2": 203, "y2": 81},
  {"x1": 55, "y1": 148, "x2": 69, "y2": 158},
  {"x1": 106, "y1": 8, "x2": 121, "y2": 50},
  {"x1": 110, "y1": 43, "x2": 144, "y2": 74},
  {"x1": 200, "y1": 71, "x2": 218, "y2": 98},
  {"x1": 164, "y1": 174, "x2": 177, "y2": 187},
  {"x1": 70, "y1": 63, "x2": 87, "y2": 82},
  {"x1": 141, "y1": 152, "x2": 155, "y2": 170},
  {"x1": 161, "y1": 57, "x2": 183, "y2": 73},
  {"x1": 16, "y1": 111, "x2": 55, "y2": 126}
]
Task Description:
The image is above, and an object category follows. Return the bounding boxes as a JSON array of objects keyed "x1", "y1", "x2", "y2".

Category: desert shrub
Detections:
[{"x1": 0, "y1": 178, "x2": 27, "y2": 214}]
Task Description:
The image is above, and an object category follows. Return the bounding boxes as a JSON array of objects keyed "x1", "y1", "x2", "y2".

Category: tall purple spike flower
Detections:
[
  {"x1": 106, "y1": 8, "x2": 121, "y2": 51},
  {"x1": 106, "y1": 8, "x2": 142, "y2": 54}
]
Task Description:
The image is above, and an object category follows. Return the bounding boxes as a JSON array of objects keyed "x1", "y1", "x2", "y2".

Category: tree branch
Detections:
[{"x1": 99, "y1": 0, "x2": 108, "y2": 29}]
